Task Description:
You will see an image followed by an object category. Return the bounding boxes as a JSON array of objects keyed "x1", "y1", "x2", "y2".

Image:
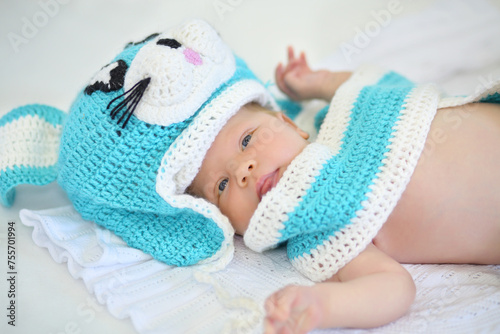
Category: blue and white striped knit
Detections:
[
  {"x1": 244, "y1": 66, "x2": 500, "y2": 282},
  {"x1": 1, "y1": 18, "x2": 499, "y2": 278},
  {"x1": 0, "y1": 19, "x2": 278, "y2": 270},
  {"x1": 0, "y1": 105, "x2": 65, "y2": 206}
]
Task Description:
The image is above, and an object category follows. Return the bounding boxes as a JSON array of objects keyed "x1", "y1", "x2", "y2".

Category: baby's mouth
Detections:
[{"x1": 256, "y1": 169, "x2": 279, "y2": 200}]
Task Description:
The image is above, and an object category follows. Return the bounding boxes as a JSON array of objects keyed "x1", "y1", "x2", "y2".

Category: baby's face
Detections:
[{"x1": 189, "y1": 104, "x2": 309, "y2": 235}]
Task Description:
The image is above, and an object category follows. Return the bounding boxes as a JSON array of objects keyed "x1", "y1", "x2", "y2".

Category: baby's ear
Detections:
[{"x1": 276, "y1": 112, "x2": 309, "y2": 139}]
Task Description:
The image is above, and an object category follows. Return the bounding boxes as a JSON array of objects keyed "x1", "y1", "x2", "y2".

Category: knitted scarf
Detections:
[{"x1": 244, "y1": 66, "x2": 500, "y2": 281}]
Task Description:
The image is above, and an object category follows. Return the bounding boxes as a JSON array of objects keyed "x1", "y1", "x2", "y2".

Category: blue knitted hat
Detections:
[{"x1": 0, "y1": 19, "x2": 276, "y2": 267}]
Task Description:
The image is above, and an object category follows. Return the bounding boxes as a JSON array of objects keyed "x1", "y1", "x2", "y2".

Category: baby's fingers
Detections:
[
  {"x1": 275, "y1": 63, "x2": 299, "y2": 100},
  {"x1": 287, "y1": 46, "x2": 296, "y2": 63},
  {"x1": 299, "y1": 51, "x2": 308, "y2": 67},
  {"x1": 265, "y1": 286, "x2": 296, "y2": 321},
  {"x1": 287, "y1": 46, "x2": 305, "y2": 72},
  {"x1": 266, "y1": 285, "x2": 322, "y2": 334},
  {"x1": 275, "y1": 63, "x2": 285, "y2": 90}
]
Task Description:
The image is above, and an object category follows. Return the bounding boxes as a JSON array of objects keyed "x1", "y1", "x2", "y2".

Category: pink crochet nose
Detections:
[{"x1": 183, "y1": 48, "x2": 202, "y2": 65}]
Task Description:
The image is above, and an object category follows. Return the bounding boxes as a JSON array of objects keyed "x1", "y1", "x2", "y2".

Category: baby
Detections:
[
  {"x1": 189, "y1": 47, "x2": 500, "y2": 333},
  {"x1": 1, "y1": 19, "x2": 499, "y2": 334}
]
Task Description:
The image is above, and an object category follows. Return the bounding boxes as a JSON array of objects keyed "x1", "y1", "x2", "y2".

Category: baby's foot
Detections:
[{"x1": 264, "y1": 285, "x2": 324, "y2": 334}]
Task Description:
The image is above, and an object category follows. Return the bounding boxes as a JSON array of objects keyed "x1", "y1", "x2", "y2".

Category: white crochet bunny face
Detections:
[{"x1": 124, "y1": 20, "x2": 236, "y2": 126}]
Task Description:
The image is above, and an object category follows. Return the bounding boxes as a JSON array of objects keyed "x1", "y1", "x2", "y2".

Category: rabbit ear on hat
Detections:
[
  {"x1": 73, "y1": 191, "x2": 233, "y2": 267},
  {"x1": 0, "y1": 104, "x2": 65, "y2": 207}
]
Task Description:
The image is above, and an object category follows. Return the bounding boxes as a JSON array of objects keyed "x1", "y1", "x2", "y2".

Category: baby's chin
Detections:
[
  {"x1": 233, "y1": 221, "x2": 251, "y2": 236},
  {"x1": 226, "y1": 210, "x2": 254, "y2": 236}
]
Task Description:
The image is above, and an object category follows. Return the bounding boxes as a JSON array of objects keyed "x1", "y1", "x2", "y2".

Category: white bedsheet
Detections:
[
  {"x1": 2, "y1": 0, "x2": 500, "y2": 333},
  {"x1": 19, "y1": 206, "x2": 500, "y2": 334}
]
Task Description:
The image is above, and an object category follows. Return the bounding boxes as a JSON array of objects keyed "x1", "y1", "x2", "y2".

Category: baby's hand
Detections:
[
  {"x1": 275, "y1": 47, "x2": 324, "y2": 101},
  {"x1": 275, "y1": 47, "x2": 351, "y2": 102},
  {"x1": 264, "y1": 285, "x2": 323, "y2": 334}
]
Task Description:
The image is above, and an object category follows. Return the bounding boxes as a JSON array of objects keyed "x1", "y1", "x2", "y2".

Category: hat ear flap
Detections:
[
  {"x1": 77, "y1": 200, "x2": 228, "y2": 266},
  {"x1": 0, "y1": 104, "x2": 65, "y2": 207}
]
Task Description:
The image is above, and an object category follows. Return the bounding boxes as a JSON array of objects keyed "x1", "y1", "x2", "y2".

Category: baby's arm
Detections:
[
  {"x1": 264, "y1": 244, "x2": 416, "y2": 334},
  {"x1": 275, "y1": 46, "x2": 351, "y2": 101}
]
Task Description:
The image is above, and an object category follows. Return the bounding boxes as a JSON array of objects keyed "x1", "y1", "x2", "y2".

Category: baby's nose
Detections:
[{"x1": 236, "y1": 159, "x2": 256, "y2": 187}]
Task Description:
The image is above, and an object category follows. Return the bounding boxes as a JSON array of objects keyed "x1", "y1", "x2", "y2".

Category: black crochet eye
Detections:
[{"x1": 157, "y1": 38, "x2": 181, "y2": 49}]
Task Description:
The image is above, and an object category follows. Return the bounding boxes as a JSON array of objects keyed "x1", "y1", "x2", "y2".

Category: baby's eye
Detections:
[
  {"x1": 242, "y1": 134, "x2": 252, "y2": 150},
  {"x1": 218, "y1": 178, "x2": 228, "y2": 195}
]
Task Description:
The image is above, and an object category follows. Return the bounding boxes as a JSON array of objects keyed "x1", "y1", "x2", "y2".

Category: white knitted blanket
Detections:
[{"x1": 20, "y1": 205, "x2": 500, "y2": 334}]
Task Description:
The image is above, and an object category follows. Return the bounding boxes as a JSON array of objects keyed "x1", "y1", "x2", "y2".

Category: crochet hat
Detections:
[{"x1": 1, "y1": 19, "x2": 277, "y2": 268}]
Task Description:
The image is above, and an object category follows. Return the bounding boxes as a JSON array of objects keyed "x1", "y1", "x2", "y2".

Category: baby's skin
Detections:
[{"x1": 190, "y1": 47, "x2": 500, "y2": 333}]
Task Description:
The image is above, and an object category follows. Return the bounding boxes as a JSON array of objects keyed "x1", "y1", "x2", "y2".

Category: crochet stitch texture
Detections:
[
  {"x1": 1, "y1": 19, "x2": 276, "y2": 268},
  {"x1": 57, "y1": 20, "x2": 279, "y2": 267},
  {"x1": 245, "y1": 66, "x2": 500, "y2": 281},
  {"x1": 0, "y1": 104, "x2": 65, "y2": 206},
  {"x1": 1, "y1": 19, "x2": 499, "y2": 280}
]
